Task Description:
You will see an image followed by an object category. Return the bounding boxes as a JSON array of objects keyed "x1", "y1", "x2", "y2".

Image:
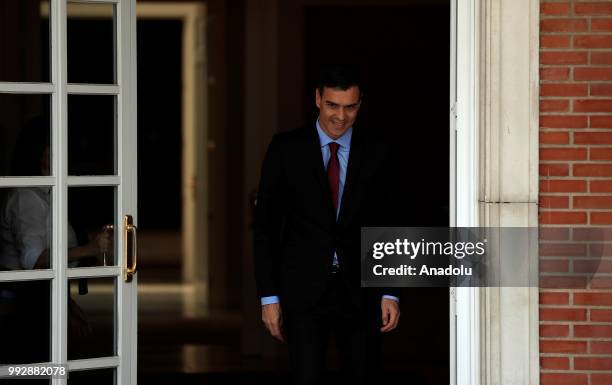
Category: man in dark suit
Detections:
[{"x1": 254, "y1": 66, "x2": 400, "y2": 384}]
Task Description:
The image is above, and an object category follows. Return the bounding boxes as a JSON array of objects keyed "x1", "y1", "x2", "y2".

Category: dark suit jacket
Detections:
[{"x1": 254, "y1": 124, "x2": 399, "y2": 311}]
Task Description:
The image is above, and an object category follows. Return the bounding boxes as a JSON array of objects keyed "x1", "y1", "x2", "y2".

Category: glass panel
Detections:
[
  {"x1": 68, "y1": 277, "x2": 116, "y2": 360},
  {"x1": 0, "y1": 94, "x2": 51, "y2": 177},
  {"x1": 0, "y1": 280, "x2": 50, "y2": 364},
  {"x1": 0, "y1": 0, "x2": 50, "y2": 82},
  {"x1": 68, "y1": 368, "x2": 115, "y2": 385},
  {"x1": 0, "y1": 187, "x2": 53, "y2": 270},
  {"x1": 67, "y1": 2, "x2": 116, "y2": 84},
  {"x1": 68, "y1": 95, "x2": 116, "y2": 176},
  {"x1": 67, "y1": 187, "x2": 116, "y2": 267}
]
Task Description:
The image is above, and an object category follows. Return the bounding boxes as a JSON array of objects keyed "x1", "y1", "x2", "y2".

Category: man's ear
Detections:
[{"x1": 315, "y1": 89, "x2": 321, "y2": 109}]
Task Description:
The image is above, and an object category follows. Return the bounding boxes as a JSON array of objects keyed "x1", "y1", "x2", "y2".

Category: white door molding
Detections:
[
  {"x1": 454, "y1": 0, "x2": 481, "y2": 384},
  {"x1": 455, "y1": 0, "x2": 540, "y2": 384}
]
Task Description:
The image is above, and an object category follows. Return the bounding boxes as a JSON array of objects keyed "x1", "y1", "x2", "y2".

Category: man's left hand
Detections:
[{"x1": 380, "y1": 298, "x2": 400, "y2": 332}]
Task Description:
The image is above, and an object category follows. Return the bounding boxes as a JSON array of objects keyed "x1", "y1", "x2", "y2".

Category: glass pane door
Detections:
[{"x1": 0, "y1": 0, "x2": 138, "y2": 384}]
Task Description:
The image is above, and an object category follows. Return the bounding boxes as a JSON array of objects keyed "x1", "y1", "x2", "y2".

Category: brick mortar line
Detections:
[
  {"x1": 541, "y1": 80, "x2": 612, "y2": 82},
  {"x1": 538, "y1": 192, "x2": 604, "y2": 195},
  {"x1": 540, "y1": 148, "x2": 612, "y2": 151},
  {"x1": 540, "y1": 165, "x2": 612, "y2": 168},
  {"x1": 541, "y1": 32, "x2": 612, "y2": 35},
  {"x1": 540, "y1": 258, "x2": 612, "y2": 260},
  {"x1": 540, "y1": 114, "x2": 612, "y2": 116},
  {"x1": 541, "y1": 131, "x2": 597, "y2": 135},
  {"x1": 541, "y1": 96, "x2": 612, "y2": 98},
  {"x1": 541, "y1": 65, "x2": 612, "y2": 67},
  {"x1": 541, "y1": 369, "x2": 612, "y2": 374},
  {"x1": 541, "y1": 192, "x2": 609, "y2": 195},
  {"x1": 540, "y1": 145, "x2": 612, "y2": 147},
  {"x1": 540, "y1": 45, "x2": 612, "y2": 47},
  {"x1": 540, "y1": 338, "x2": 607, "y2": 342},
  {"x1": 540, "y1": 208, "x2": 612, "y2": 210},
  {"x1": 541, "y1": 305, "x2": 612, "y2": 310},
  {"x1": 542, "y1": 354, "x2": 612, "y2": 358},
  {"x1": 540, "y1": 339, "x2": 612, "y2": 343},
  {"x1": 541, "y1": 289, "x2": 603, "y2": 291},
  {"x1": 540, "y1": 128, "x2": 612, "y2": 131},
  {"x1": 538, "y1": 205, "x2": 612, "y2": 213},
  {"x1": 541, "y1": 35, "x2": 612, "y2": 39},
  {"x1": 540, "y1": 318, "x2": 612, "y2": 320},
  {"x1": 540, "y1": 225, "x2": 605, "y2": 227},
  {"x1": 540, "y1": 256, "x2": 612, "y2": 258},
  {"x1": 539, "y1": 16, "x2": 609, "y2": 19}
]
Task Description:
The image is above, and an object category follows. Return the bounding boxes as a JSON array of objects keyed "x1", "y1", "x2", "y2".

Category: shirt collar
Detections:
[{"x1": 316, "y1": 118, "x2": 352, "y2": 149}]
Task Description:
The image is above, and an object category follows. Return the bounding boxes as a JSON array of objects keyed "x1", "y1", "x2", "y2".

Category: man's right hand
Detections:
[{"x1": 262, "y1": 302, "x2": 284, "y2": 342}]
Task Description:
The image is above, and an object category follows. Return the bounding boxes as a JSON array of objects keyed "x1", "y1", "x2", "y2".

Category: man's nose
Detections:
[{"x1": 337, "y1": 107, "x2": 346, "y2": 120}]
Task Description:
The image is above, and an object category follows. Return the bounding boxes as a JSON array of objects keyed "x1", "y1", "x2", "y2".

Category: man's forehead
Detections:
[{"x1": 320, "y1": 86, "x2": 361, "y2": 103}]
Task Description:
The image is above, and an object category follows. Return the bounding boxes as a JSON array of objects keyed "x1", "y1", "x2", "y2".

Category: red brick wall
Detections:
[{"x1": 540, "y1": 1, "x2": 612, "y2": 384}]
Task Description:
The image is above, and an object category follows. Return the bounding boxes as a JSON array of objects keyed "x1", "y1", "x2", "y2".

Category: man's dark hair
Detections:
[{"x1": 316, "y1": 65, "x2": 362, "y2": 96}]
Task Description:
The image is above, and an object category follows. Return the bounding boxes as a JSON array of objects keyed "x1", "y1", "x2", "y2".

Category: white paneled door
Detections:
[{"x1": 0, "y1": 0, "x2": 137, "y2": 384}]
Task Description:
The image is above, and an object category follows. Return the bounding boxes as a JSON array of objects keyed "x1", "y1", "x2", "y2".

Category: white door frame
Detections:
[
  {"x1": 452, "y1": 0, "x2": 480, "y2": 383},
  {"x1": 452, "y1": 0, "x2": 541, "y2": 384},
  {"x1": 0, "y1": 0, "x2": 138, "y2": 383}
]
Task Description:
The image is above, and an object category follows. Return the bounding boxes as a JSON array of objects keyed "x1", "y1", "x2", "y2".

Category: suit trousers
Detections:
[{"x1": 283, "y1": 272, "x2": 382, "y2": 385}]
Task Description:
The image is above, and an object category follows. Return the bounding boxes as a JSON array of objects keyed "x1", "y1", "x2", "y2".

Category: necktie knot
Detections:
[{"x1": 329, "y1": 142, "x2": 339, "y2": 155}]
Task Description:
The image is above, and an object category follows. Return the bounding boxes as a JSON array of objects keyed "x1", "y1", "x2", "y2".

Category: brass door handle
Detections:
[{"x1": 124, "y1": 215, "x2": 138, "y2": 282}]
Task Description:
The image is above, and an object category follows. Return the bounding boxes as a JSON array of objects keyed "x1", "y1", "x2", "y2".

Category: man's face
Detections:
[{"x1": 316, "y1": 86, "x2": 361, "y2": 139}]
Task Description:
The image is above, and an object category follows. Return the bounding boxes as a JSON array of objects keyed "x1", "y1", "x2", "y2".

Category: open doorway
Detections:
[
  {"x1": 135, "y1": 2, "x2": 231, "y2": 378},
  {"x1": 134, "y1": 0, "x2": 450, "y2": 383},
  {"x1": 303, "y1": 5, "x2": 450, "y2": 383},
  {"x1": 137, "y1": 18, "x2": 183, "y2": 283},
  {"x1": 136, "y1": 2, "x2": 208, "y2": 306},
  {"x1": 241, "y1": 1, "x2": 451, "y2": 383},
  {"x1": 64, "y1": 0, "x2": 450, "y2": 382}
]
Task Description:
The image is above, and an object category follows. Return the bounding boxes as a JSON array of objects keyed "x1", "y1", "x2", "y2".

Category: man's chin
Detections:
[
  {"x1": 330, "y1": 126, "x2": 348, "y2": 136},
  {"x1": 321, "y1": 122, "x2": 348, "y2": 138}
]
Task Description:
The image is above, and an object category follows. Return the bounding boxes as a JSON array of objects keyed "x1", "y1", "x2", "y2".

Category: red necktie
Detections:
[{"x1": 327, "y1": 142, "x2": 340, "y2": 211}]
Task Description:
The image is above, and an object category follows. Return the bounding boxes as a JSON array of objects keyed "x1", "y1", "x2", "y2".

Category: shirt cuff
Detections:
[
  {"x1": 261, "y1": 296, "x2": 280, "y2": 306},
  {"x1": 382, "y1": 295, "x2": 399, "y2": 302}
]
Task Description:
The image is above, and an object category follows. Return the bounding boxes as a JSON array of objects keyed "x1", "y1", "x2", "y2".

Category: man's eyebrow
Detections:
[{"x1": 324, "y1": 101, "x2": 360, "y2": 107}]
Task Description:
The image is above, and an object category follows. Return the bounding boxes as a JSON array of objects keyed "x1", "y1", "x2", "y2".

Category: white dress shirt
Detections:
[{"x1": 0, "y1": 187, "x2": 77, "y2": 270}]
